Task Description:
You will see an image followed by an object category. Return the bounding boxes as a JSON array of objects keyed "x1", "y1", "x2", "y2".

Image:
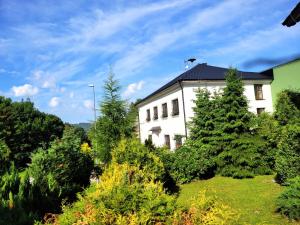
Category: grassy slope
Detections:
[{"x1": 177, "y1": 175, "x2": 300, "y2": 225}]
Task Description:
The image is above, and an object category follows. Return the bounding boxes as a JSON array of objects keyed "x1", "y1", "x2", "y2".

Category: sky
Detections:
[{"x1": 0, "y1": 0, "x2": 300, "y2": 123}]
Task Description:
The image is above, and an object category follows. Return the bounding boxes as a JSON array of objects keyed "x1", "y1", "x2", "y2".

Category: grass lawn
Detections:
[{"x1": 177, "y1": 175, "x2": 300, "y2": 225}]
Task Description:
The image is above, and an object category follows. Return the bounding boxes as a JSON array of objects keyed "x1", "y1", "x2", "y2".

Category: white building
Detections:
[{"x1": 136, "y1": 63, "x2": 273, "y2": 150}]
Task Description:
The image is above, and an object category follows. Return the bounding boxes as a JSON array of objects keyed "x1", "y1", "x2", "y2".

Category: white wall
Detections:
[
  {"x1": 138, "y1": 84, "x2": 186, "y2": 150},
  {"x1": 138, "y1": 80, "x2": 273, "y2": 150},
  {"x1": 183, "y1": 80, "x2": 273, "y2": 122}
]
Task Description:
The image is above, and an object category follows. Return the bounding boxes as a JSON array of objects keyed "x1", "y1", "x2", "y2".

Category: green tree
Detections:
[
  {"x1": 220, "y1": 68, "x2": 251, "y2": 137},
  {"x1": 274, "y1": 90, "x2": 300, "y2": 125},
  {"x1": 0, "y1": 96, "x2": 64, "y2": 168},
  {"x1": 0, "y1": 140, "x2": 10, "y2": 175},
  {"x1": 29, "y1": 137, "x2": 94, "y2": 212},
  {"x1": 189, "y1": 88, "x2": 215, "y2": 142},
  {"x1": 90, "y1": 71, "x2": 134, "y2": 163},
  {"x1": 275, "y1": 124, "x2": 300, "y2": 184}
]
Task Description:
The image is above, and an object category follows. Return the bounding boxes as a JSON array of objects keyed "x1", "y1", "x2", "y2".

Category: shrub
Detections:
[
  {"x1": 276, "y1": 176, "x2": 300, "y2": 220},
  {"x1": 217, "y1": 134, "x2": 273, "y2": 178},
  {"x1": 172, "y1": 191, "x2": 238, "y2": 225},
  {"x1": 28, "y1": 138, "x2": 94, "y2": 213},
  {"x1": 275, "y1": 124, "x2": 300, "y2": 184},
  {"x1": 171, "y1": 142, "x2": 216, "y2": 183},
  {"x1": 0, "y1": 164, "x2": 38, "y2": 225},
  {"x1": 112, "y1": 138, "x2": 177, "y2": 192},
  {"x1": 274, "y1": 90, "x2": 300, "y2": 126},
  {"x1": 49, "y1": 163, "x2": 177, "y2": 225}
]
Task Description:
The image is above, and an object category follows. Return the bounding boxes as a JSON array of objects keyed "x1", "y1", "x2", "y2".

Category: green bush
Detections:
[
  {"x1": 0, "y1": 164, "x2": 38, "y2": 225},
  {"x1": 217, "y1": 134, "x2": 273, "y2": 178},
  {"x1": 276, "y1": 176, "x2": 300, "y2": 220},
  {"x1": 275, "y1": 124, "x2": 300, "y2": 184},
  {"x1": 171, "y1": 142, "x2": 216, "y2": 183},
  {"x1": 28, "y1": 138, "x2": 94, "y2": 213}
]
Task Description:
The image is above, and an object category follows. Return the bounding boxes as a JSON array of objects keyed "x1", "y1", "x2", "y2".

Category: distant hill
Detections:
[{"x1": 72, "y1": 123, "x2": 92, "y2": 132}]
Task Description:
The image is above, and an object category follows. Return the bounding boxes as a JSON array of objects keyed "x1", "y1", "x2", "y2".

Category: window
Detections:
[
  {"x1": 172, "y1": 99, "x2": 179, "y2": 116},
  {"x1": 146, "y1": 109, "x2": 150, "y2": 121},
  {"x1": 153, "y1": 106, "x2": 158, "y2": 120},
  {"x1": 164, "y1": 135, "x2": 170, "y2": 149},
  {"x1": 254, "y1": 84, "x2": 263, "y2": 100},
  {"x1": 162, "y1": 103, "x2": 168, "y2": 118},
  {"x1": 257, "y1": 108, "x2": 265, "y2": 115},
  {"x1": 175, "y1": 135, "x2": 183, "y2": 149},
  {"x1": 148, "y1": 134, "x2": 152, "y2": 141}
]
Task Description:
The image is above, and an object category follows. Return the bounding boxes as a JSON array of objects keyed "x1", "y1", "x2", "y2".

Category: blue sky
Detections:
[{"x1": 0, "y1": 0, "x2": 299, "y2": 123}]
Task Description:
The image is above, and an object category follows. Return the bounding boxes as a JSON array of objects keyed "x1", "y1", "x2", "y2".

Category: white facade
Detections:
[{"x1": 137, "y1": 80, "x2": 273, "y2": 150}]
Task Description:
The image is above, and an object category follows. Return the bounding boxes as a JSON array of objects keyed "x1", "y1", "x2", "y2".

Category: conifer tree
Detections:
[
  {"x1": 91, "y1": 70, "x2": 134, "y2": 163},
  {"x1": 220, "y1": 68, "x2": 251, "y2": 137},
  {"x1": 189, "y1": 88, "x2": 212, "y2": 141}
]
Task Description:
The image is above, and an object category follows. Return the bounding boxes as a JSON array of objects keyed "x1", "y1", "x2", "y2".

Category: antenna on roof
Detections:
[{"x1": 184, "y1": 57, "x2": 197, "y2": 70}]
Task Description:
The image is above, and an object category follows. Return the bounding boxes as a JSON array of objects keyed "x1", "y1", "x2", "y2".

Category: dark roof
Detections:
[
  {"x1": 282, "y1": 2, "x2": 300, "y2": 27},
  {"x1": 139, "y1": 63, "x2": 273, "y2": 104}
]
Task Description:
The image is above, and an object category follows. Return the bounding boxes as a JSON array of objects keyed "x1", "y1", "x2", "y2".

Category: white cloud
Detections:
[
  {"x1": 32, "y1": 70, "x2": 42, "y2": 80},
  {"x1": 123, "y1": 81, "x2": 145, "y2": 97},
  {"x1": 114, "y1": 0, "x2": 259, "y2": 77},
  {"x1": 42, "y1": 79, "x2": 56, "y2": 89},
  {"x1": 49, "y1": 97, "x2": 60, "y2": 107},
  {"x1": 83, "y1": 99, "x2": 93, "y2": 110},
  {"x1": 12, "y1": 84, "x2": 39, "y2": 97}
]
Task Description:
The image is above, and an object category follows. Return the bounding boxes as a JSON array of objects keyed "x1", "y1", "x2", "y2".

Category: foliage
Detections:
[
  {"x1": 48, "y1": 163, "x2": 177, "y2": 225},
  {"x1": 112, "y1": 138, "x2": 178, "y2": 192},
  {"x1": 181, "y1": 68, "x2": 272, "y2": 180},
  {"x1": 220, "y1": 69, "x2": 252, "y2": 136},
  {"x1": 80, "y1": 142, "x2": 92, "y2": 155},
  {"x1": 172, "y1": 191, "x2": 238, "y2": 225},
  {"x1": 28, "y1": 136, "x2": 94, "y2": 214},
  {"x1": 217, "y1": 134, "x2": 274, "y2": 178},
  {"x1": 63, "y1": 123, "x2": 89, "y2": 145},
  {"x1": 189, "y1": 88, "x2": 216, "y2": 141},
  {"x1": 0, "y1": 164, "x2": 38, "y2": 225},
  {"x1": 0, "y1": 96, "x2": 64, "y2": 168},
  {"x1": 274, "y1": 90, "x2": 300, "y2": 126},
  {"x1": 89, "y1": 71, "x2": 135, "y2": 163},
  {"x1": 171, "y1": 142, "x2": 216, "y2": 183},
  {"x1": 276, "y1": 176, "x2": 300, "y2": 220},
  {"x1": 275, "y1": 124, "x2": 300, "y2": 184},
  {"x1": 0, "y1": 140, "x2": 11, "y2": 175}
]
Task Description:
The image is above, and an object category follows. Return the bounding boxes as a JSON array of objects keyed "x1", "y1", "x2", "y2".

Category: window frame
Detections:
[
  {"x1": 162, "y1": 103, "x2": 168, "y2": 118},
  {"x1": 164, "y1": 134, "x2": 170, "y2": 149},
  {"x1": 146, "y1": 109, "x2": 151, "y2": 121},
  {"x1": 257, "y1": 107, "x2": 265, "y2": 115},
  {"x1": 172, "y1": 98, "x2": 179, "y2": 116},
  {"x1": 153, "y1": 106, "x2": 158, "y2": 120},
  {"x1": 254, "y1": 84, "x2": 263, "y2": 100}
]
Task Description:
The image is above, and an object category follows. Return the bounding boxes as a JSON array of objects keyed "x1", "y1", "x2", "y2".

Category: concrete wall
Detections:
[
  {"x1": 271, "y1": 59, "x2": 300, "y2": 105},
  {"x1": 138, "y1": 80, "x2": 273, "y2": 150}
]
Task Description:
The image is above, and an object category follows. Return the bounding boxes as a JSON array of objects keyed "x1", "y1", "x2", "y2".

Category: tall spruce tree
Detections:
[
  {"x1": 220, "y1": 68, "x2": 251, "y2": 137},
  {"x1": 216, "y1": 68, "x2": 270, "y2": 178},
  {"x1": 91, "y1": 71, "x2": 133, "y2": 163},
  {"x1": 189, "y1": 88, "x2": 223, "y2": 143}
]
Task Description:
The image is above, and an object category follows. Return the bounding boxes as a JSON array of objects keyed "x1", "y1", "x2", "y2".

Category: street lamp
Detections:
[
  {"x1": 88, "y1": 84, "x2": 97, "y2": 125},
  {"x1": 88, "y1": 84, "x2": 97, "y2": 160}
]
